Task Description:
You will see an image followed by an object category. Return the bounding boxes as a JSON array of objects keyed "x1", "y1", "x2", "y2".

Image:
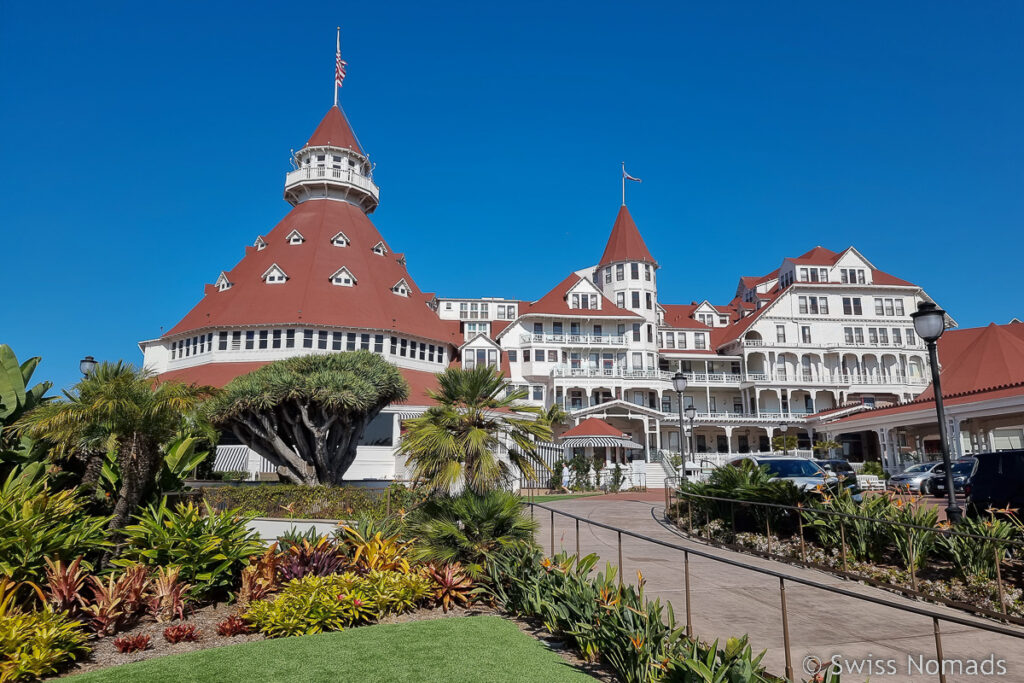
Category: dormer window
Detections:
[
  {"x1": 262, "y1": 264, "x2": 288, "y2": 284},
  {"x1": 254, "y1": 236, "x2": 267, "y2": 251},
  {"x1": 286, "y1": 230, "x2": 305, "y2": 245},
  {"x1": 392, "y1": 278, "x2": 410, "y2": 297},
  {"x1": 372, "y1": 241, "x2": 388, "y2": 256},
  {"x1": 329, "y1": 267, "x2": 356, "y2": 287},
  {"x1": 570, "y1": 293, "x2": 599, "y2": 310},
  {"x1": 330, "y1": 231, "x2": 350, "y2": 247},
  {"x1": 215, "y1": 272, "x2": 232, "y2": 292}
]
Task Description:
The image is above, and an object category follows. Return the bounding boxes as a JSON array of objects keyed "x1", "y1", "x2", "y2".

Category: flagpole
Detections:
[
  {"x1": 621, "y1": 162, "x2": 626, "y2": 206},
  {"x1": 334, "y1": 27, "x2": 341, "y2": 107}
]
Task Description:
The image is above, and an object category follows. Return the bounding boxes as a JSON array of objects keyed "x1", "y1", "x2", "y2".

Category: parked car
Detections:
[
  {"x1": 929, "y1": 458, "x2": 978, "y2": 497},
  {"x1": 965, "y1": 450, "x2": 1024, "y2": 516},
  {"x1": 728, "y1": 456, "x2": 843, "y2": 494},
  {"x1": 886, "y1": 461, "x2": 943, "y2": 495},
  {"x1": 813, "y1": 458, "x2": 861, "y2": 495}
]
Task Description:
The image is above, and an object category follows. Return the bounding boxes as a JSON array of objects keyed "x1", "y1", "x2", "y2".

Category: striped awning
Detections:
[
  {"x1": 213, "y1": 445, "x2": 249, "y2": 472},
  {"x1": 560, "y1": 436, "x2": 644, "y2": 450}
]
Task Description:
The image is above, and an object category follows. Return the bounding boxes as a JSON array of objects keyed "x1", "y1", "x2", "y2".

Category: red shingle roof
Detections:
[
  {"x1": 791, "y1": 246, "x2": 841, "y2": 265},
  {"x1": 561, "y1": 418, "x2": 626, "y2": 438},
  {"x1": 166, "y1": 199, "x2": 456, "y2": 345},
  {"x1": 303, "y1": 106, "x2": 364, "y2": 154},
  {"x1": 527, "y1": 274, "x2": 640, "y2": 318},
  {"x1": 598, "y1": 206, "x2": 657, "y2": 267}
]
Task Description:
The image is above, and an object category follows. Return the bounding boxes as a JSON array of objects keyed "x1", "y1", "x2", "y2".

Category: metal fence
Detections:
[
  {"x1": 528, "y1": 500, "x2": 1024, "y2": 683},
  {"x1": 664, "y1": 483, "x2": 1024, "y2": 624}
]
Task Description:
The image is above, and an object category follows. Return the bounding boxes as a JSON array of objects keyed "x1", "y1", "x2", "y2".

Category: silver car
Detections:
[
  {"x1": 728, "y1": 456, "x2": 839, "y2": 492},
  {"x1": 887, "y1": 461, "x2": 942, "y2": 494}
]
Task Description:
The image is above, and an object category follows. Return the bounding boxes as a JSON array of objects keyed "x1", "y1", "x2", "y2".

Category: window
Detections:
[
  {"x1": 330, "y1": 267, "x2": 355, "y2": 286},
  {"x1": 254, "y1": 236, "x2": 267, "y2": 251},
  {"x1": 616, "y1": 292, "x2": 625, "y2": 308},
  {"x1": 632, "y1": 324, "x2": 641, "y2": 342},
  {"x1": 907, "y1": 329, "x2": 916, "y2": 345},
  {"x1": 258, "y1": 330, "x2": 268, "y2": 349},
  {"x1": 400, "y1": 339, "x2": 408, "y2": 356},
  {"x1": 798, "y1": 296, "x2": 808, "y2": 314},
  {"x1": 868, "y1": 328, "x2": 878, "y2": 344},
  {"x1": 776, "y1": 324, "x2": 786, "y2": 343},
  {"x1": 664, "y1": 331, "x2": 675, "y2": 348},
  {"x1": 330, "y1": 231, "x2": 350, "y2": 247},
  {"x1": 694, "y1": 333, "x2": 706, "y2": 350},
  {"x1": 245, "y1": 331, "x2": 254, "y2": 350},
  {"x1": 647, "y1": 325, "x2": 653, "y2": 342},
  {"x1": 347, "y1": 332, "x2": 357, "y2": 351},
  {"x1": 570, "y1": 322, "x2": 580, "y2": 336},
  {"x1": 532, "y1": 385, "x2": 543, "y2": 400},
  {"x1": 303, "y1": 329, "x2": 313, "y2": 348},
  {"x1": 592, "y1": 324, "x2": 601, "y2": 337},
  {"x1": 392, "y1": 279, "x2": 410, "y2": 297},
  {"x1": 372, "y1": 241, "x2": 387, "y2": 255},
  {"x1": 661, "y1": 395, "x2": 672, "y2": 412},
  {"x1": 317, "y1": 331, "x2": 328, "y2": 350},
  {"x1": 799, "y1": 267, "x2": 808, "y2": 282},
  {"x1": 631, "y1": 292, "x2": 640, "y2": 308},
  {"x1": 508, "y1": 350, "x2": 518, "y2": 362},
  {"x1": 884, "y1": 299, "x2": 895, "y2": 316},
  {"x1": 218, "y1": 332, "x2": 228, "y2": 351},
  {"x1": 879, "y1": 328, "x2": 889, "y2": 344},
  {"x1": 231, "y1": 331, "x2": 241, "y2": 350},
  {"x1": 895, "y1": 300, "x2": 905, "y2": 316},
  {"x1": 855, "y1": 328, "x2": 864, "y2": 344},
  {"x1": 390, "y1": 336, "x2": 398, "y2": 354},
  {"x1": 331, "y1": 332, "x2": 342, "y2": 351},
  {"x1": 819, "y1": 298, "x2": 829, "y2": 314},
  {"x1": 645, "y1": 292, "x2": 652, "y2": 309},
  {"x1": 374, "y1": 334, "x2": 384, "y2": 353},
  {"x1": 677, "y1": 332, "x2": 686, "y2": 348},
  {"x1": 645, "y1": 264, "x2": 652, "y2": 281},
  {"x1": 604, "y1": 268, "x2": 612, "y2": 284},
  {"x1": 632, "y1": 352, "x2": 643, "y2": 369},
  {"x1": 631, "y1": 263, "x2": 639, "y2": 280},
  {"x1": 215, "y1": 273, "x2": 232, "y2": 291},
  {"x1": 874, "y1": 298, "x2": 884, "y2": 316},
  {"x1": 361, "y1": 333, "x2": 370, "y2": 350},
  {"x1": 616, "y1": 264, "x2": 624, "y2": 281},
  {"x1": 844, "y1": 327, "x2": 854, "y2": 344},
  {"x1": 286, "y1": 329, "x2": 295, "y2": 348},
  {"x1": 801, "y1": 326, "x2": 811, "y2": 343},
  {"x1": 842, "y1": 297, "x2": 862, "y2": 315},
  {"x1": 262, "y1": 264, "x2": 288, "y2": 284},
  {"x1": 286, "y1": 229, "x2": 305, "y2": 245},
  {"x1": 548, "y1": 350, "x2": 557, "y2": 362}
]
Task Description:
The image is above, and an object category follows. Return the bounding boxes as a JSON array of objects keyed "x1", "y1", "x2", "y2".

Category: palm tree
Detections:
[
  {"x1": 399, "y1": 366, "x2": 553, "y2": 494},
  {"x1": 540, "y1": 403, "x2": 569, "y2": 433},
  {"x1": 14, "y1": 361, "x2": 213, "y2": 533}
]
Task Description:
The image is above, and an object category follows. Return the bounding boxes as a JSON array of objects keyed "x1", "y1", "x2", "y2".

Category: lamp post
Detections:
[
  {"x1": 912, "y1": 301, "x2": 962, "y2": 523},
  {"x1": 685, "y1": 405, "x2": 696, "y2": 463},
  {"x1": 79, "y1": 356, "x2": 98, "y2": 377},
  {"x1": 672, "y1": 372, "x2": 688, "y2": 482},
  {"x1": 779, "y1": 422, "x2": 789, "y2": 456}
]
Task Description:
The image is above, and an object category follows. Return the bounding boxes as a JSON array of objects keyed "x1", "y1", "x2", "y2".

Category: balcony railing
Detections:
[
  {"x1": 284, "y1": 166, "x2": 380, "y2": 198},
  {"x1": 735, "y1": 339, "x2": 925, "y2": 351},
  {"x1": 552, "y1": 366, "x2": 928, "y2": 386},
  {"x1": 519, "y1": 333, "x2": 627, "y2": 346}
]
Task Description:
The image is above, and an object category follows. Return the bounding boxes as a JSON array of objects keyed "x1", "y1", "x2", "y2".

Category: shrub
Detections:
[
  {"x1": 43, "y1": 557, "x2": 89, "y2": 616},
  {"x1": 113, "y1": 499, "x2": 262, "y2": 598},
  {"x1": 0, "y1": 606, "x2": 90, "y2": 682},
  {"x1": 936, "y1": 513, "x2": 1018, "y2": 580},
  {"x1": 340, "y1": 527, "x2": 413, "y2": 574},
  {"x1": 245, "y1": 570, "x2": 431, "y2": 637},
  {"x1": 163, "y1": 623, "x2": 201, "y2": 643},
  {"x1": 428, "y1": 563, "x2": 473, "y2": 613},
  {"x1": 112, "y1": 634, "x2": 150, "y2": 653},
  {"x1": 148, "y1": 566, "x2": 190, "y2": 623},
  {"x1": 217, "y1": 615, "x2": 250, "y2": 637},
  {"x1": 279, "y1": 538, "x2": 345, "y2": 581},
  {"x1": 201, "y1": 483, "x2": 424, "y2": 520},
  {"x1": 803, "y1": 488, "x2": 892, "y2": 563},
  {"x1": 82, "y1": 575, "x2": 126, "y2": 636},
  {"x1": 0, "y1": 465, "x2": 109, "y2": 584},
  {"x1": 408, "y1": 491, "x2": 537, "y2": 577}
]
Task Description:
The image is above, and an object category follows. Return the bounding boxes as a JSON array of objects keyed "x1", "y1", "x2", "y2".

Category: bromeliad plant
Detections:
[
  {"x1": 278, "y1": 538, "x2": 345, "y2": 581},
  {"x1": 0, "y1": 604, "x2": 90, "y2": 682},
  {"x1": 113, "y1": 499, "x2": 262, "y2": 598},
  {"x1": 148, "y1": 566, "x2": 190, "y2": 623},
  {"x1": 428, "y1": 563, "x2": 473, "y2": 613}
]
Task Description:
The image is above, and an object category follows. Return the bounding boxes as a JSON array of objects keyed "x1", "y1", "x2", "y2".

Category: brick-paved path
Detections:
[{"x1": 531, "y1": 494, "x2": 1024, "y2": 683}]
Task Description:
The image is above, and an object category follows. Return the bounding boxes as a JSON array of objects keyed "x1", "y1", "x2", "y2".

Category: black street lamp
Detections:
[
  {"x1": 672, "y1": 372, "x2": 688, "y2": 482},
  {"x1": 685, "y1": 405, "x2": 696, "y2": 461},
  {"x1": 79, "y1": 356, "x2": 98, "y2": 377},
  {"x1": 779, "y1": 422, "x2": 789, "y2": 456},
  {"x1": 912, "y1": 301, "x2": 962, "y2": 523}
]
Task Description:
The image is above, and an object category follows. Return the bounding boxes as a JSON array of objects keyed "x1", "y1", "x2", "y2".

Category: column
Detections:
[
  {"x1": 951, "y1": 419, "x2": 964, "y2": 458},
  {"x1": 724, "y1": 426, "x2": 734, "y2": 455},
  {"x1": 766, "y1": 427, "x2": 775, "y2": 454}
]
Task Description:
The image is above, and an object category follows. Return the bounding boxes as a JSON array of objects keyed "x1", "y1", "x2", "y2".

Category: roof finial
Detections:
[
  {"x1": 334, "y1": 27, "x2": 347, "y2": 107},
  {"x1": 621, "y1": 162, "x2": 641, "y2": 205}
]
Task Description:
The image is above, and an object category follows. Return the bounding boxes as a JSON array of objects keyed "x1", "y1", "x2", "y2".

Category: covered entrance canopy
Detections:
[{"x1": 559, "y1": 418, "x2": 644, "y2": 450}]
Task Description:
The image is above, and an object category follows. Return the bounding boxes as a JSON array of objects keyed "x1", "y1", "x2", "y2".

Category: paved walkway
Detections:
[{"x1": 532, "y1": 494, "x2": 1024, "y2": 682}]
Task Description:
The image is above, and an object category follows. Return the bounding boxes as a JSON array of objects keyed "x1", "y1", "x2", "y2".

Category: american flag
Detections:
[
  {"x1": 623, "y1": 167, "x2": 642, "y2": 183},
  {"x1": 335, "y1": 47, "x2": 347, "y2": 89}
]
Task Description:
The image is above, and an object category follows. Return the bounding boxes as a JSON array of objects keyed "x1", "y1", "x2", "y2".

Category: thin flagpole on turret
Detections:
[
  {"x1": 334, "y1": 27, "x2": 346, "y2": 107},
  {"x1": 622, "y1": 162, "x2": 642, "y2": 205}
]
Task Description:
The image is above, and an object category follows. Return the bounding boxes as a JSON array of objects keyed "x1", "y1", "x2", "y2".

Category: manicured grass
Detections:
[
  {"x1": 66, "y1": 616, "x2": 595, "y2": 682},
  {"x1": 531, "y1": 493, "x2": 602, "y2": 503}
]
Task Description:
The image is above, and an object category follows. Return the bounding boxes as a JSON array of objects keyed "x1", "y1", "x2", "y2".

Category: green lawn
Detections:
[{"x1": 66, "y1": 616, "x2": 595, "y2": 682}]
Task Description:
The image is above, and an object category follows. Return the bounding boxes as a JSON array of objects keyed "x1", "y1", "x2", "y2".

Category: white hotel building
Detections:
[{"x1": 141, "y1": 79, "x2": 944, "y2": 484}]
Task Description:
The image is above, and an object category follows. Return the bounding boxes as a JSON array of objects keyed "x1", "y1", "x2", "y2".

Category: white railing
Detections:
[
  {"x1": 743, "y1": 372, "x2": 928, "y2": 386},
  {"x1": 736, "y1": 339, "x2": 925, "y2": 351},
  {"x1": 519, "y1": 333, "x2": 627, "y2": 346},
  {"x1": 284, "y1": 166, "x2": 380, "y2": 198}
]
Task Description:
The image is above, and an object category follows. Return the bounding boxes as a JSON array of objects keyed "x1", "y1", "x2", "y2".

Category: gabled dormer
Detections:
[
  {"x1": 391, "y1": 278, "x2": 411, "y2": 297},
  {"x1": 372, "y1": 241, "x2": 388, "y2": 256},
  {"x1": 566, "y1": 278, "x2": 602, "y2": 311},
  {"x1": 261, "y1": 264, "x2": 288, "y2": 284},
  {"x1": 215, "y1": 272, "x2": 233, "y2": 292},
  {"x1": 254, "y1": 236, "x2": 268, "y2": 251},
  {"x1": 286, "y1": 229, "x2": 305, "y2": 245},
  {"x1": 330, "y1": 231, "x2": 350, "y2": 247},
  {"x1": 329, "y1": 267, "x2": 356, "y2": 287},
  {"x1": 693, "y1": 301, "x2": 719, "y2": 327}
]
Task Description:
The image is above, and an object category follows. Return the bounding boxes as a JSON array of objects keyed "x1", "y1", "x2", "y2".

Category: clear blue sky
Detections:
[{"x1": 2, "y1": 1, "x2": 1021, "y2": 392}]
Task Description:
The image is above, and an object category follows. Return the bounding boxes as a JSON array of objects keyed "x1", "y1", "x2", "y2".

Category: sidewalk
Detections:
[{"x1": 533, "y1": 496, "x2": 1024, "y2": 682}]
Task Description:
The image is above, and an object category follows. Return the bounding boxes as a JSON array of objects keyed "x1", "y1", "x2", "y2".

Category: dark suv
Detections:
[
  {"x1": 929, "y1": 458, "x2": 977, "y2": 497},
  {"x1": 965, "y1": 450, "x2": 1024, "y2": 516},
  {"x1": 813, "y1": 459, "x2": 860, "y2": 494}
]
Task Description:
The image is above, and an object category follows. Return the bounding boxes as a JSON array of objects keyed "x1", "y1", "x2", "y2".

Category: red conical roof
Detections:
[
  {"x1": 561, "y1": 418, "x2": 626, "y2": 439},
  {"x1": 599, "y1": 205, "x2": 657, "y2": 267},
  {"x1": 303, "y1": 106, "x2": 364, "y2": 154},
  {"x1": 166, "y1": 199, "x2": 455, "y2": 345}
]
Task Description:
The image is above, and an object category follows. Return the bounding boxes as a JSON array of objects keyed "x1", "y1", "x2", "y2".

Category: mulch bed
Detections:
[{"x1": 61, "y1": 602, "x2": 615, "y2": 680}]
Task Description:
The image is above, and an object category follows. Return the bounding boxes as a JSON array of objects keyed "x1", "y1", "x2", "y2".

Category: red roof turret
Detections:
[
  {"x1": 598, "y1": 205, "x2": 657, "y2": 267},
  {"x1": 303, "y1": 105, "x2": 364, "y2": 154}
]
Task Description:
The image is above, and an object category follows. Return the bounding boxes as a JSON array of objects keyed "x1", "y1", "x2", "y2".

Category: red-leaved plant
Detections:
[
  {"x1": 428, "y1": 563, "x2": 473, "y2": 613},
  {"x1": 216, "y1": 615, "x2": 250, "y2": 637},
  {"x1": 149, "y1": 566, "x2": 190, "y2": 623},
  {"x1": 163, "y1": 623, "x2": 201, "y2": 644},
  {"x1": 82, "y1": 574, "x2": 127, "y2": 636},
  {"x1": 113, "y1": 634, "x2": 151, "y2": 653},
  {"x1": 44, "y1": 556, "x2": 89, "y2": 616},
  {"x1": 116, "y1": 564, "x2": 151, "y2": 617}
]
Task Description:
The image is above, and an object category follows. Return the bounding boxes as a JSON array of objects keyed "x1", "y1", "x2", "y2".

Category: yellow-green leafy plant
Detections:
[
  {"x1": 0, "y1": 601, "x2": 89, "y2": 682},
  {"x1": 340, "y1": 526, "x2": 413, "y2": 574}
]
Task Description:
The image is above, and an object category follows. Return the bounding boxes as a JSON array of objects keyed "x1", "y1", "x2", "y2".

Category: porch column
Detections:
[
  {"x1": 766, "y1": 426, "x2": 775, "y2": 454},
  {"x1": 643, "y1": 416, "x2": 650, "y2": 463},
  {"x1": 724, "y1": 426, "x2": 734, "y2": 455}
]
